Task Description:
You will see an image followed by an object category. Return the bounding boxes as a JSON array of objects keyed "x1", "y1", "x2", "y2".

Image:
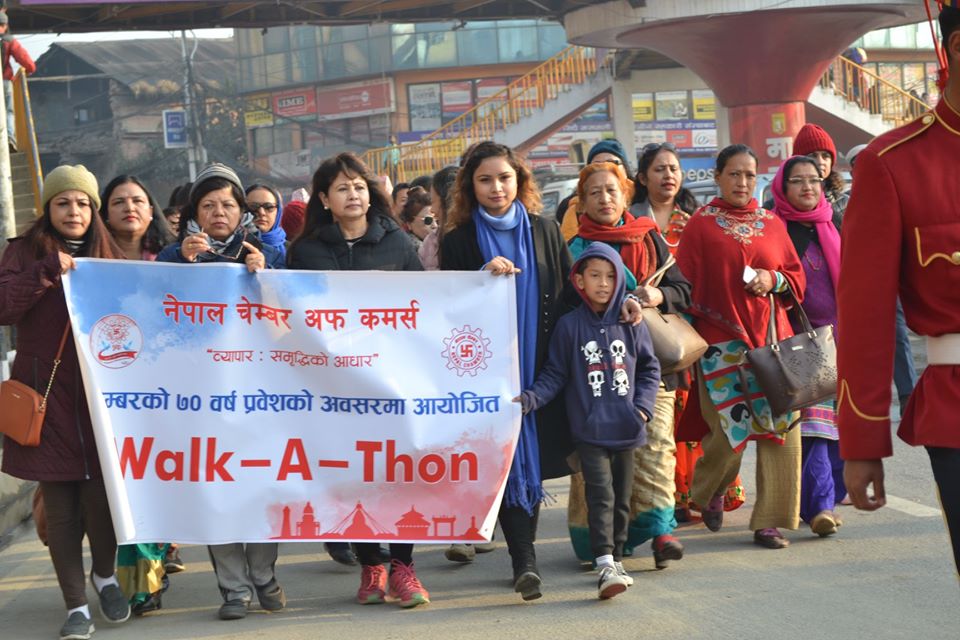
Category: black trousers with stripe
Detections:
[{"x1": 927, "y1": 447, "x2": 960, "y2": 575}]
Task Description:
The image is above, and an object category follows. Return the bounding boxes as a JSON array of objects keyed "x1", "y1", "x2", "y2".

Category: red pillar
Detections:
[{"x1": 727, "y1": 102, "x2": 807, "y2": 174}]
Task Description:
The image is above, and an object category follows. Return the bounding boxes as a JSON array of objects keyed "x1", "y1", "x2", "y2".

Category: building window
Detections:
[
  {"x1": 74, "y1": 108, "x2": 90, "y2": 124},
  {"x1": 497, "y1": 26, "x2": 538, "y2": 62}
]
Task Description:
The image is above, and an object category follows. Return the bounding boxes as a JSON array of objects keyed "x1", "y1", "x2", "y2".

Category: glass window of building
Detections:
[
  {"x1": 292, "y1": 27, "x2": 317, "y2": 50},
  {"x1": 457, "y1": 27, "x2": 498, "y2": 66},
  {"x1": 498, "y1": 25, "x2": 539, "y2": 62},
  {"x1": 264, "y1": 52, "x2": 289, "y2": 88},
  {"x1": 343, "y1": 40, "x2": 372, "y2": 75},
  {"x1": 537, "y1": 23, "x2": 568, "y2": 59},
  {"x1": 263, "y1": 26, "x2": 289, "y2": 55},
  {"x1": 291, "y1": 47, "x2": 318, "y2": 84},
  {"x1": 238, "y1": 29, "x2": 264, "y2": 56}
]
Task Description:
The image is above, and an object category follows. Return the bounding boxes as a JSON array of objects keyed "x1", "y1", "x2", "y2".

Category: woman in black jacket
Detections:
[{"x1": 287, "y1": 153, "x2": 427, "y2": 608}]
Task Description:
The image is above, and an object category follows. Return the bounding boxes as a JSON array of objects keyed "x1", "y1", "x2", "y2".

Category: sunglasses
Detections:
[
  {"x1": 641, "y1": 142, "x2": 678, "y2": 155},
  {"x1": 592, "y1": 158, "x2": 622, "y2": 166},
  {"x1": 421, "y1": 216, "x2": 435, "y2": 226},
  {"x1": 248, "y1": 202, "x2": 278, "y2": 213},
  {"x1": 202, "y1": 229, "x2": 248, "y2": 261}
]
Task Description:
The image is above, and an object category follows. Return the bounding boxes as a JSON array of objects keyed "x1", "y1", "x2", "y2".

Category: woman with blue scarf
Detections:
[
  {"x1": 441, "y1": 142, "x2": 640, "y2": 601},
  {"x1": 245, "y1": 183, "x2": 287, "y2": 259}
]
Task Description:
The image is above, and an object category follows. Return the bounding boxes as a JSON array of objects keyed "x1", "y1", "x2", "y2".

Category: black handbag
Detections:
[{"x1": 739, "y1": 289, "x2": 837, "y2": 421}]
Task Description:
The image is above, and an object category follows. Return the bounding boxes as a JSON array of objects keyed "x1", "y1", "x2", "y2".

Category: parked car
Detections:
[{"x1": 539, "y1": 178, "x2": 579, "y2": 220}]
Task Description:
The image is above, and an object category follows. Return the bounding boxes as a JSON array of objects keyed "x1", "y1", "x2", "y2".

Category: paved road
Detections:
[{"x1": 0, "y1": 424, "x2": 956, "y2": 640}]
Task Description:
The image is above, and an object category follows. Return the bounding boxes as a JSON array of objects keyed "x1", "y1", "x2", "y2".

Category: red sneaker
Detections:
[
  {"x1": 357, "y1": 564, "x2": 387, "y2": 604},
  {"x1": 387, "y1": 560, "x2": 430, "y2": 608}
]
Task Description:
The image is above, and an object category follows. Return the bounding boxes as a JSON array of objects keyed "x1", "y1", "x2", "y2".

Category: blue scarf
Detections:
[
  {"x1": 473, "y1": 201, "x2": 543, "y2": 514},
  {"x1": 258, "y1": 192, "x2": 287, "y2": 260}
]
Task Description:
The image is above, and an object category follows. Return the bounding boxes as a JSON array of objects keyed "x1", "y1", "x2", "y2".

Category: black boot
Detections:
[{"x1": 499, "y1": 505, "x2": 542, "y2": 601}]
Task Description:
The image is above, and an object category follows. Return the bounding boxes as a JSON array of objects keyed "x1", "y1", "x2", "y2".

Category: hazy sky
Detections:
[{"x1": 17, "y1": 28, "x2": 233, "y2": 63}]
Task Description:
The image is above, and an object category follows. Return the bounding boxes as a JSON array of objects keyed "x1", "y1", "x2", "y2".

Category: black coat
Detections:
[
  {"x1": 288, "y1": 212, "x2": 423, "y2": 272},
  {"x1": 441, "y1": 214, "x2": 575, "y2": 479}
]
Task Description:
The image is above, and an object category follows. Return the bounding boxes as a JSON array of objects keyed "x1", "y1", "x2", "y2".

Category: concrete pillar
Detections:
[
  {"x1": 727, "y1": 102, "x2": 806, "y2": 174},
  {"x1": 610, "y1": 80, "x2": 638, "y2": 170}
]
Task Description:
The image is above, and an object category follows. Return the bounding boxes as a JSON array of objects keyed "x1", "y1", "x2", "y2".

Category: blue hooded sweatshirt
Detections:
[{"x1": 521, "y1": 243, "x2": 661, "y2": 450}]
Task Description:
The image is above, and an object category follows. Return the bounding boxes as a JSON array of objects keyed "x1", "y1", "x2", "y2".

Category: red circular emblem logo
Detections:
[
  {"x1": 90, "y1": 314, "x2": 142, "y2": 369},
  {"x1": 442, "y1": 325, "x2": 492, "y2": 377}
]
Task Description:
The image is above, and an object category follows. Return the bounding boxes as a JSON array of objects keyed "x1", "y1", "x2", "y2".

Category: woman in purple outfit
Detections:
[{"x1": 771, "y1": 155, "x2": 845, "y2": 537}]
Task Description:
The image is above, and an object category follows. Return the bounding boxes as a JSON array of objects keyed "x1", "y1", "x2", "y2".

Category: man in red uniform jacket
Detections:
[
  {"x1": 0, "y1": 12, "x2": 35, "y2": 149},
  {"x1": 837, "y1": 3, "x2": 960, "y2": 575}
]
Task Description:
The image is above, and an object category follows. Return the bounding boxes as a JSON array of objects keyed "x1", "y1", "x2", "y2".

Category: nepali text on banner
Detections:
[{"x1": 63, "y1": 261, "x2": 520, "y2": 545}]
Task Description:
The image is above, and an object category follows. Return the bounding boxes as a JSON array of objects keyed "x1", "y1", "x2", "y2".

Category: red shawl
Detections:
[
  {"x1": 577, "y1": 211, "x2": 660, "y2": 284},
  {"x1": 675, "y1": 197, "x2": 806, "y2": 350}
]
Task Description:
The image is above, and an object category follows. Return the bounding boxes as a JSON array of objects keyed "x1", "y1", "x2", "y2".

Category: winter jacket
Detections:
[
  {"x1": 521, "y1": 243, "x2": 661, "y2": 450},
  {"x1": 2, "y1": 37, "x2": 35, "y2": 81},
  {"x1": 442, "y1": 213, "x2": 575, "y2": 478},
  {"x1": 0, "y1": 242, "x2": 100, "y2": 481},
  {"x1": 287, "y1": 211, "x2": 422, "y2": 271},
  {"x1": 156, "y1": 232, "x2": 284, "y2": 268}
]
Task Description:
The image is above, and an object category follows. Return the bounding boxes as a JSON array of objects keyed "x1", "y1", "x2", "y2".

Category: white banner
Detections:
[{"x1": 63, "y1": 261, "x2": 520, "y2": 545}]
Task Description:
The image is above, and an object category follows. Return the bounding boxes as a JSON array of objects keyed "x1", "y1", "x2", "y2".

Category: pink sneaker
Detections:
[
  {"x1": 357, "y1": 564, "x2": 387, "y2": 604},
  {"x1": 387, "y1": 560, "x2": 430, "y2": 608}
]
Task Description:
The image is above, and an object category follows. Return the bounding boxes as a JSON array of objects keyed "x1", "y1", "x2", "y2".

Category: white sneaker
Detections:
[
  {"x1": 597, "y1": 565, "x2": 628, "y2": 599},
  {"x1": 614, "y1": 561, "x2": 634, "y2": 587}
]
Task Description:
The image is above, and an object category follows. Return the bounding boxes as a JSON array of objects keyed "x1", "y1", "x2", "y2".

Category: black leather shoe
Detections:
[{"x1": 325, "y1": 542, "x2": 358, "y2": 566}]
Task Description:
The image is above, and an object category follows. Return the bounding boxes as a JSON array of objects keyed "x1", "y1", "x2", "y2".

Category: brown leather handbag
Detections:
[
  {"x1": 640, "y1": 255, "x2": 708, "y2": 374},
  {"x1": 0, "y1": 325, "x2": 71, "y2": 447},
  {"x1": 741, "y1": 290, "x2": 837, "y2": 419}
]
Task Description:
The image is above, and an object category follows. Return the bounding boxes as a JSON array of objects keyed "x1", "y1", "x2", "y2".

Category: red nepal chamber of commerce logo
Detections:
[
  {"x1": 90, "y1": 314, "x2": 142, "y2": 369},
  {"x1": 442, "y1": 325, "x2": 492, "y2": 377}
]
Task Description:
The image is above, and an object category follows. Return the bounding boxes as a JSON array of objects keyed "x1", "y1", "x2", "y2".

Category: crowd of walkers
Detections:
[{"x1": 0, "y1": 123, "x2": 916, "y2": 639}]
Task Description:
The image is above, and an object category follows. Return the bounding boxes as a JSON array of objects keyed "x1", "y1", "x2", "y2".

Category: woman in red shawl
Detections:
[
  {"x1": 567, "y1": 161, "x2": 693, "y2": 569},
  {"x1": 676, "y1": 144, "x2": 805, "y2": 549}
]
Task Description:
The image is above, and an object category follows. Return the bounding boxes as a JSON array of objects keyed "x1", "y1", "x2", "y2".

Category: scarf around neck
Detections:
[
  {"x1": 771, "y1": 157, "x2": 840, "y2": 290},
  {"x1": 576, "y1": 210, "x2": 660, "y2": 285},
  {"x1": 473, "y1": 200, "x2": 543, "y2": 514},
  {"x1": 707, "y1": 196, "x2": 761, "y2": 216},
  {"x1": 256, "y1": 191, "x2": 287, "y2": 260},
  {"x1": 186, "y1": 212, "x2": 259, "y2": 263}
]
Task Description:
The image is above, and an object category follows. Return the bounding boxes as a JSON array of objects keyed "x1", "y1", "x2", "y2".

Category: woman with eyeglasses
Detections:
[
  {"x1": 771, "y1": 155, "x2": 844, "y2": 539},
  {"x1": 288, "y1": 152, "x2": 428, "y2": 608},
  {"x1": 157, "y1": 165, "x2": 283, "y2": 271},
  {"x1": 564, "y1": 159, "x2": 692, "y2": 572},
  {"x1": 398, "y1": 186, "x2": 437, "y2": 250},
  {"x1": 634, "y1": 143, "x2": 748, "y2": 524},
  {"x1": 675, "y1": 144, "x2": 805, "y2": 550},
  {"x1": 156, "y1": 164, "x2": 287, "y2": 621},
  {"x1": 245, "y1": 183, "x2": 287, "y2": 260}
]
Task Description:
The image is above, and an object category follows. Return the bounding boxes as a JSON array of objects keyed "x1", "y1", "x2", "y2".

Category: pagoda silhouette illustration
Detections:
[{"x1": 272, "y1": 501, "x2": 486, "y2": 540}]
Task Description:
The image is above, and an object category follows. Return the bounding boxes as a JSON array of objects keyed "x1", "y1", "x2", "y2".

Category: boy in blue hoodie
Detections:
[{"x1": 518, "y1": 243, "x2": 660, "y2": 599}]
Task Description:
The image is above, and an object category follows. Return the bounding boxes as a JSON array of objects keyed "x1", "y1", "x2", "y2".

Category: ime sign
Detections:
[{"x1": 162, "y1": 109, "x2": 189, "y2": 149}]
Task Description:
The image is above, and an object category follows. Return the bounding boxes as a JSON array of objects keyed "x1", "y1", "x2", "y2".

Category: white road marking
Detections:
[{"x1": 885, "y1": 494, "x2": 943, "y2": 518}]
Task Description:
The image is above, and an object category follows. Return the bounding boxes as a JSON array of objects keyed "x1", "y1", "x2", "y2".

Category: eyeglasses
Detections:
[
  {"x1": 248, "y1": 203, "x2": 278, "y2": 213},
  {"x1": 786, "y1": 177, "x2": 822, "y2": 187},
  {"x1": 420, "y1": 216, "x2": 436, "y2": 226},
  {"x1": 592, "y1": 158, "x2": 622, "y2": 166}
]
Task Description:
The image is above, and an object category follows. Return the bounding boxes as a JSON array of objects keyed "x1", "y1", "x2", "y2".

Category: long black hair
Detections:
[
  {"x1": 632, "y1": 143, "x2": 698, "y2": 214},
  {"x1": 100, "y1": 175, "x2": 176, "y2": 254},
  {"x1": 294, "y1": 152, "x2": 392, "y2": 248}
]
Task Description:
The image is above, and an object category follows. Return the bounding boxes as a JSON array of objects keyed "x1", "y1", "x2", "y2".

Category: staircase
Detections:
[
  {"x1": 1, "y1": 69, "x2": 43, "y2": 547},
  {"x1": 808, "y1": 54, "x2": 930, "y2": 141},
  {"x1": 365, "y1": 46, "x2": 614, "y2": 181}
]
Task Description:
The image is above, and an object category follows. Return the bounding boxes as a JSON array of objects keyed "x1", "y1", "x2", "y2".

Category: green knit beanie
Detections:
[{"x1": 42, "y1": 165, "x2": 101, "y2": 211}]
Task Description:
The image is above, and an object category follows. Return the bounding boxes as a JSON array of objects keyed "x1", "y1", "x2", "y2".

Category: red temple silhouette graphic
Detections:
[{"x1": 271, "y1": 501, "x2": 485, "y2": 540}]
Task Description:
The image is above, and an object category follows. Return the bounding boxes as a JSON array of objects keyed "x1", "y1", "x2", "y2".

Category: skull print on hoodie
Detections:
[{"x1": 520, "y1": 242, "x2": 661, "y2": 449}]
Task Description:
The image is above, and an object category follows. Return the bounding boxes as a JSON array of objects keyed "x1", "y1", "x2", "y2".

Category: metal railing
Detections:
[
  {"x1": 819, "y1": 56, "x2": 930, "y2": 128},
  {"x1": 12, "y1": 69, "x2": 43, "y2": 216},
  {"x1": 365, "y1": 45, "x2": 611, "y2": 182}
]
